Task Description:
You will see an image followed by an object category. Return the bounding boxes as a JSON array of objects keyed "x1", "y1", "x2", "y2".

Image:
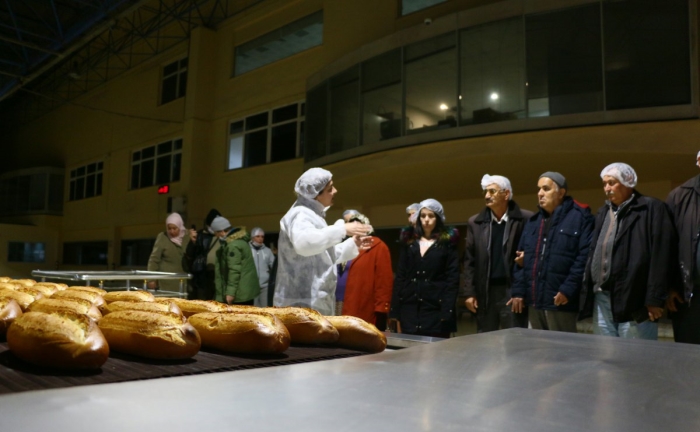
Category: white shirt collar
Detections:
[{"x1": 491, "y1": 211, "x2": 508, "y2": 224}]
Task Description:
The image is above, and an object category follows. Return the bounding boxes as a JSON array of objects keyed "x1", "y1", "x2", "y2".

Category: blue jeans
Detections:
[{"x1": 593, "y1": 291, "x2": 658, "y2": 340}]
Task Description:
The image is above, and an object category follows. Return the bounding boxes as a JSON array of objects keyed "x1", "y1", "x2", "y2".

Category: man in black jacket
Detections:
[
  {"x1": 182, "y1": 208, "x2": 221, "y2": 300},
  {"x1": 462, "y1": 174, "x2": 532, "y2": 332},
  {"x1": 665, "y1": 152, "x2": 700, "y2": 344},
  {"x1": 580, "y1": 163, "x2": 676, "y2": 340}
]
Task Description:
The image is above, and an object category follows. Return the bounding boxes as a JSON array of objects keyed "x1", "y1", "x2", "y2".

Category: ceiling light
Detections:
[
  {"x1": 490, "y1": 93, "x2": 499, "y2": 101},
  {"x1": 439, "y1": 104, "x2": 448, "y2": 111}
]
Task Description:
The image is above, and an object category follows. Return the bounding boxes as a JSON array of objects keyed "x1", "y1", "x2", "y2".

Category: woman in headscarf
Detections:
[
  {"x1": 389, "y1": 199, "x2": 460, "y2": 338},
  {"x1": 147, "y1": 212, "x2": 191, "y2": 293},
  {"x1": 273, "y1": 168, "x2": 373, "y2": 316}
]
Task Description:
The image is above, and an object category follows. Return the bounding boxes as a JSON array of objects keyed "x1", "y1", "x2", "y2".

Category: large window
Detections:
[
  {"x1": 63, "y1": 241, "x2": 108, "y2": 266},
  {"x1": 69, "y1": 161, "x2": 103, "y2": 201},
  {"x1": 228, "y1": 102, "x2": 305, "y2": 170},
  {"x1": 121, "y1": 239, "x2": 155, "y2": 267},
  {"x1": 362, "y1": 49, "x2": 402, "y2": 144},
  {"x1": 131, "y1": 139, "x2": 182, "y2": 190},
  {"x1": 401, "y1": 0, "x2": 448, "y2": 16},
  {"x1": 0, "y1": 168, "x2": 64, "y2": 215},
  {"x1": 329, "y1": 67, "x2": 359, "y2": 153},
  {"x1": 8, "y1": 242, "x2": 46, "y2": 263},
  {"x1": 161, "y1": 58, "x2": 187, "y2": 105},
  {"x1": 234, "y1": 11, "x2": 323, "y2": 76}
]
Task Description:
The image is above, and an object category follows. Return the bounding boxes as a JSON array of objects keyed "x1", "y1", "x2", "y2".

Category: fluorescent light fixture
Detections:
[
  {"x1": 439, "y1": 103, "x2": 448, "y2": 110},
  {"x1": 490, "y1": 92, "x2": 499, "y2": 101}
]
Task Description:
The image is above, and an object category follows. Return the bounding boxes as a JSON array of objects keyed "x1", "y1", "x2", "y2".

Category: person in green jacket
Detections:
[
  {"x1": 147, "y1": 212, "x2": 191, "y2": 294},
  {"x1": 210, "y1": 216, "x2": 260, "y2": 305}
]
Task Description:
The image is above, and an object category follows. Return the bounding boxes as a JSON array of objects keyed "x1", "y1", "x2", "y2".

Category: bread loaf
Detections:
[
  {"x1": 0, "y1": 282, "x2": 21, "y2": 290},
  {"x1": 34, "y1": 282, "x2": 67, "y2": 292},
  {"x1": 66, "y1": 285, "x2": 106, "y2": 295},
  {"x1": 157, "y1": 298, "x2": 229, "y2": 317},
  {"x1": 103, "y1": 290, "x2": 154, "y2": 303},
  {"x1": 0, "y1": 298, "x2": 22, "y2": 336},
  {"x1": 189, "y1": 311, "x2": 290, "y2": 354},
  {"x1": 28, "y1": 297, "x2": 102, "y2": 322},
  {"x1": 98, "y1": 310, "x2": 201, "y2": 359},
  {"x1": 26, "y1": 284, "x2": 58, "y2": 296},
  {"x1": 257, "y1": 307, "x2": 339, "y2": 344},
  {"x1": 325, "y1": 315, "x2": 387, "y2": 353},
  {"x1": 0, "y1": 276, "x2": 11, "y2": 283},
  {"x1": 10, "y1": 279, "x2": 36, "y2": 287},
  {"x1": 7, "y1": 310, "x2": 109, "y2": 369},
  {"x1": 52, "y1": 289, "x2": 105, "y2": 310},
  {"x1": 0, "y1": 288, "x2": 42, "y2": 311},
  {"x1": 103, "y1": 300, "x2": 182, "y2": 317}
]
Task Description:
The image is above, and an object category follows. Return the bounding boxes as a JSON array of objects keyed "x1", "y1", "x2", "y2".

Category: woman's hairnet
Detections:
[
  {"x1": 418, "y1": 198, "x2": 445, "y2": 222},
  {"x1": 600, "y1": 163, "x2": 637, "y2": 188},
  {"x1": 406, "y1": 203, "x2": 421, "y2": 214},
  {"x1": 294, "y1": 167, "x2": 332, "y2": 200},
  {"x1": 342, "y1": 209, "x2": 360, "y2": 219},
  {"x1": 251, "y1": 227, "x2": 265, "y2": 237},
  {"x1": 481, "y1": 174, "x2": 513, "y2": 199}
]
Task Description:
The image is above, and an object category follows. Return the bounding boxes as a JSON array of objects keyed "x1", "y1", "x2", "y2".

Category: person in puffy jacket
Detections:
[
  {"x1": 212, "y1": 216, "x2": 259, "y2": 306},
  {"x1": 510, "y1": 172, "x2": 593, "y2": 333}
]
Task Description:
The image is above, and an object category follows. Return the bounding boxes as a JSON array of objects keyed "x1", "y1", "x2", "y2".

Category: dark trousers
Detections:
[
  {"x1": 476, "y1": 283, "x2": 529, "y2": 333},
  {"x1": 189, "y1": 270, "x2": 215, "y2": 300},
  {"x1": 671, "y1": 290, "x2": 700, "y2": 344}
]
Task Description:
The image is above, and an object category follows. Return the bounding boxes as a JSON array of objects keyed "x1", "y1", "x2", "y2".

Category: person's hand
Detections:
[
  {"x1": 647, "y1": 305, "x2": 664, "y2": 322},
  {"x1": 353, "y1": 235, "x2": 373, "y2": 251},
  {"x1": 553, "y1": 292, "x2": 569, "y2": 307},
  {"x1": 189, "y1": 229, "x2": 197, "y2": 243},
  {"x1": 514, "y1": 251, "x2": 524, "y2": 267},
  {"x1": 666, "y1": 291, "x2": 684, "y2": 313},
  {"x1": 465, "y1": 297, "x2": 478, "y2": 313},
  {"x1": 507, "y1": 297, "x2": 524, "y2": 313},
  {"x1": 345, "y1": 221, "x2": 373, "y2": 237},
  {"x1": 226, "y1": 295, "x2": 234, "y2": 305},
  {"x1": 147, "y1": 281, "x2": 158, "y2": 290}
]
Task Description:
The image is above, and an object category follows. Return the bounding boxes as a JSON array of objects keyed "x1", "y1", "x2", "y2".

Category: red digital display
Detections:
[{"x1": 157, "y1": 185, "x2": 170, "y2": 194}]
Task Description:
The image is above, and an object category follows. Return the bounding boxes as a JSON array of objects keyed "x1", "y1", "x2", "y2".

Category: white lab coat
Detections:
[{"x1": 273, "y1": 196, "x2": 359, "y2": 315}]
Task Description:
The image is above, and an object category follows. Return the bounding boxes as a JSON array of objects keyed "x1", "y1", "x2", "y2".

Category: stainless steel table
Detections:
[{"x1": 1, "y1": 328, "x2": 698, "y2": 431}]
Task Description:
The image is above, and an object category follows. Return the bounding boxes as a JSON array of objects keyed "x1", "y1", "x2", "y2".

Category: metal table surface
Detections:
[{"x1": 1, "y1": 328, "x2": 698, "y2": 432}]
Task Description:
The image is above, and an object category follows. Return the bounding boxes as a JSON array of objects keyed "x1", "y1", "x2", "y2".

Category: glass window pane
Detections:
[
  {"x1": 604, "y1": 0, "x2": 690, "y2": 110},
  {"x1": 132, "y1": 151, "x2": 140, "y2": 162},
  {"x1": 362, "y1": 49, "x2": 401, "y2": 92},
  {"x1": 156, "y1": 155, "x2": 172, "y2": 184},
  {"x1": 87, "y1": 163, "x2": 96, "y2": 174},
  {"x1": 142, "y1": 146, "x2": 155, "y2": 159},
  {"x1": 228, "y1": 136, "x2": 244, "y2": 170},
  {"x1": 75, "y1": 177, "x2": 85, "y2": 200},
  {"x1": 174, "y1": 139, "x2": 183, "y2": 150},
  {"x1": 178, "y1": 71, "x2": 187, "y2": 98},
  {"x1": 246, "y1": 112, "x2": 269, "y2": 130},
  {"x1": 526, "y1": 5, "x2": 603, "y2": 117},
  {"x1": 244, "y1": 130, "x2": 268, "y2": 167},
  {"x1": 96, "y1": 173, "x2": 103, "y2": 196},
  {"x1": 271, "y1": 122, "x2": 298, "y2": 162},
  {"x1": 329, "y1": 66, "x2": 359, "y2": 153},
  {"x1": 299, "y1": 121, "x2": 305, "y2": 157},
  {"x1": 179, "y1": 58, "x2": 188, "y2": 69},
  {"x1": 230, "y1": 120, "x2": 244, "y2": 135},
  {"x1": 301, "y1": 102, "x2": 305, "y2": 116},
  {"x1": 402, "y1": 0, "x2": 447, "y2": 16},
  {"x1": 76, "y1": 166, "x2": 86, "y2": 176},
  {"x1": 161, "y1": 75, "x2": 177, "y2": 104},
  {"x1": 140, "y1": 160, "x2": 155, "y2": 188},
  {"x1": 272, "y1": 104, "x2": 298, "y2": 123},
  {"x1": 158, "y1": 141, "x2": 172, "y2": 155},
  {"x1": 69, "y1": 180, "x2": 76, "y2": 201},
  {"x1": 460, "y1": 17, "x2": 525, "y2": 125},
  {"x1": 172, "y1": 153, "x2": 181, "y2": 182},
  {"x1": 163, "y1": 61, "x2": 178, "y2": 76},
  {"x1": 85, "y1": 174, "x2": 96, "y2": 198},
  {"x1": 130, "y1": 165, "x2": 140, "y2": 190},
  {"x1": 405, "y1": 34, "x2": 457, "y2": 134},
  {"x1": 362, "y1": 50, "x2": 403, "y2": 145},
  {"x1": 305, "y1": 83, "x2": 327, "y2": 162}
]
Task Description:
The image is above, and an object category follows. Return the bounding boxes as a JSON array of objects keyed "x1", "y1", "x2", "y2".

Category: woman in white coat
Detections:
[{"x1": 273, "y1": 168, "x2": 372, "y2": 316}]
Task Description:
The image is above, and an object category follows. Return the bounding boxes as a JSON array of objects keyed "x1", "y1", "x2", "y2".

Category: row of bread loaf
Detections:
[{"x1": 0, "y1": 279, "x2": 386, "y2": 370}]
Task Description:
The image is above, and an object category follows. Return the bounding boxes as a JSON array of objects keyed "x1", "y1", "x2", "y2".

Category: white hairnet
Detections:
[
  {"x1": 418, "y1": 198, "x2": 445, "y2": 222},
  {"x1": 342, "y1": 209, "x2": 360, "y2": 219},
  {"x1": 481, "y1": 174, "x2": 513, "y2": 200},
  {"x1": 600, "y1": 163, "x2": 637, "y2": 188},
  {"x1": 406, "y1": 203, "x2": 420, "y2": 214},
  {"x1": 294, "y1": 167, "x2": 332, "y2": 200},
  {"x1": 251, "y1": 227, "x2": 264, "y2": 236},
  {"x1": 696, "y1": 151, "x2": 700, "y2": 167}
]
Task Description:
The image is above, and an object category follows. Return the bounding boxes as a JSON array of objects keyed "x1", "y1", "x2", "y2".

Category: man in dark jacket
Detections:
[
  {"x1": 462, "y1": 174, "x2": 533, "y2": 332},
  {"x1": 182, "y1": 208, "x2": 221, "y2": 300},
  {"x1": 510, "y1": 172, "x2": 594, "y2": 333},
  {"x1": 580, "y1": 163, "x2": 675, "y2": 340}
]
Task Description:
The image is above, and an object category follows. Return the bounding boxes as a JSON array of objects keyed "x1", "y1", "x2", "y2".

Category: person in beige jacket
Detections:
[{"x1": 147, "y1": 212, "x2": 191, "y2": 293}]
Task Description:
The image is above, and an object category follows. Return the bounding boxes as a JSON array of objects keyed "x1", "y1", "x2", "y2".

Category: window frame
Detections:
[
  {"x1": 130, "y1": 138, "x2": 183, "y2": 190},
  {"x1": 68, "y1": 160, "x2": 104, "y2": 202},
  {"x1": 160, "y1": 57, "x2": 188, "y2": 105}
]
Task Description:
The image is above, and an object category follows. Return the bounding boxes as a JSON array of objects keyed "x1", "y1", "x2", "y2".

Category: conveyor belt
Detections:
[{"x1": 0, "y1": 341, "x2": 366, "y2": 394}]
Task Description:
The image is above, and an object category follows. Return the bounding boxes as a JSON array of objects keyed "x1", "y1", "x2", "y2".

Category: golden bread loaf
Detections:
[
  {"x1": 28, "y1": 297, "x2": 102, "y2": 322},
  {"x1": 189, "y1": 311, "x2": 290, "y2": 354},
  {"x1": 7, "y1": 310, "x2": 109, "y2": 369},
  {"x1": 34, "y1": 282, "x2": 67, "y2": 292},
  {"x1": 11, "y1": 279, "x2": 36, "y2": 287},
  {"x1": 325, "y1": 315, "x2": 387, "y2": 353},
  {"x1": 26, "y1": 284, "x2": 58, "y2": 296},
  {"x1": 102, "y1": 290, "x2": 154, "y2": 303},
  {"x1": 103, "y1": 300, "x2": 183, "y2": 317},
  {"x1": 0, "y1": 298, "x2": 22, "y2": 336},
  {"x1": 66, "y1": 285, "x2": 107, "y2": 295},
  {"x1": 0, "y1": 288, "x2": 42, "y2": 311},
  {"x1": 52, "y1": 289, "x2": 105, "y2": 310},
  {"x1": 0, "y1": 282, "x2": 21, "y2": 290},
  {"x1": 0, "y1": 276, "x2": 10, "y2": 283},
  {"x1": 98, "y1": 310, "x2": 201, "y2": 359},
  {"x1": 157, "y1": 298, "x2": 230, "y2": 317},
  {"x1": 256, "y1": 307, "x2": 339, "y2": 344}
]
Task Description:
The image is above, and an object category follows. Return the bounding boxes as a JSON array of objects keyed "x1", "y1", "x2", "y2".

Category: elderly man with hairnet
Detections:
[
  {"x1": 273, "y1": 168, "x2": 373, "y2": 316},
  {"x1": 461, "y1": 174, "x2": 533, "y2": 332},
  {"x1": 580, "y1": 163, "x2": 677, "y2": 340}
]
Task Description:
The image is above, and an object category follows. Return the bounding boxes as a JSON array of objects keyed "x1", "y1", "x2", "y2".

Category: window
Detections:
[
  {"x1": 121, "y1": 239, "x2": 156, "y2": 267},
  {"x1": 131, "y1": 139, "x2": 182, "y2": 189},
  {"x1": 234, "y1": 11, "x2": 323, "y2": 76},
  {"x1": 329, "y1": 66, "x2": 359, "y2": 153},
  {"x1": 63, "y1": 241, "x2": 108, "y2": 266},
  {"x1": 362, "y1": 49, "x2": 403, "y2": 145},
  {"x1": 69, "y1": 161, "x2": 103, "y2": 201},
  {"x1": 401, "y1": 0, "x2": 447, "y2": 16},
  {"x1": 0, "y1": 168, "x2": 64, "y2": 215},
  {"x1": 228, "y1": 102, "x2": 305, "y2": 169},
  {"x1": 8, "y1": 242, "x2": 46, "y2": 263},
  {"x1": 161, "y1": 58, "x2": 188, "y2": 104}
]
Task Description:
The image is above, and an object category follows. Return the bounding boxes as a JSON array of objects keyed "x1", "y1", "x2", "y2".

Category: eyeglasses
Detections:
[{"x1": 484, "y1": 188, "x2": 504, "y2": 196}]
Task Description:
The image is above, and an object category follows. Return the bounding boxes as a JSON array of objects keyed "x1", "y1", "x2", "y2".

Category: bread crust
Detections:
[
  {"x1": 189, "y1": 311, "x2": 290, "y2": 354},
  {"x1": 98, "y1": 310, "x2": 201, "y2": 359},
  {"x1": 102, "y1": 290, "x2": 155, "y2": 303},
  {"x1": 0, "y1": 288, "x2": 42, "y2": 311},
  {"x1": 0, "y1": 277, "x2": 11, "y2": 283},
  {"x1": 157, "y1": 298, "x2": 230, "y2": 317},
  {"x1": 0, "y1": 298, "x2": 22, "y2": 336},
  {"x1": 66, "y1": 286, "x2": 107, "y2": 295},
  {"x1": 53, "y1": 289, "x2": 105, "y2": 310},
  {"x1": 26, "y1": 284, "x2": 58, "y2": 296},
  {"x1": 28, "y1": 297, "x2": 102, "y2": 322},
  {"x1": 34, "y1": 282, "x2": 67, "y2": 292},
  {"x1": 7, "y1": 310, "x2": 109, "y2": 369},
  {"x1": 10, "y1": 279, "x2": 36, "y2": 287},
  {"x1": 255, "y1": 307, "x2": 339, "y2": 345},
  {"x1": 104, "y1": 300, "x2": 182, "y2": 317},
  {"x1": 326, "y1": 315, "x2": 387, "y2": 353}
]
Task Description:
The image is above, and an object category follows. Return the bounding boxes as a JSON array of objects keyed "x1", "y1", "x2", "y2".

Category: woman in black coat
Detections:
[{"x1": 390, "y1": 199, "x2": 460, "y2": 338}]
